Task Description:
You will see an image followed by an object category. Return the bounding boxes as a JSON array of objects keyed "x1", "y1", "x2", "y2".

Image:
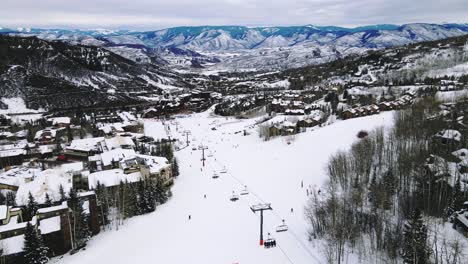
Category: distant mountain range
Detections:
[{"x1": 1, "y1": 23, "x2": 468, "y2": 70}]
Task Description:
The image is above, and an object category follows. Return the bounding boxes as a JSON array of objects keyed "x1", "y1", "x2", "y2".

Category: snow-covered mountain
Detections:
[
  {"x1": 2, "y1": 23, "x2": 468, "y2": 70},
  {"x1": 0, "y1": 35, "x2": 189, "y2": 109}
]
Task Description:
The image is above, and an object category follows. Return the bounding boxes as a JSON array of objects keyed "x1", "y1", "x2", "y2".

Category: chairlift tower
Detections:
[
  {"x1": 182, "y1": 130, "x2": 191, "y2": 146},
  {"x1": 198, "y1": 145, "x2": 208, "y2": 167},
  {"x1": 250, "y1": 203, "x2": 272, "y2": 246}
]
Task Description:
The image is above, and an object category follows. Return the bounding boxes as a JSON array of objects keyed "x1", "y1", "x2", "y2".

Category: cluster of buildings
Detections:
[
  {"x1": 0, "y1": 110, "x2": 174, "y2": 262},
  {"x1": 141, "y1": 90, "x2": 222, "y2": 118},
  {"x1": 422, "y1": 100, "x2": 468, "y2": 236},
  {"x1": 261, "y1": 110, "x2": 325, "y2": 139},
  {"x1": 439, "y1": 79, "x2": 464, "y2": 91},
  {"x1": 341, "y1": 93, "x2": 415, "y2": 120},
  {"x1": 269, "y1": 91, "x2": 321, "y2": 116}
]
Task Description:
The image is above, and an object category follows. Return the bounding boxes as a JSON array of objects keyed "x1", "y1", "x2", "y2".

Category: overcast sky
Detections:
[{"x1": 2, "y1": 0, "x2": 467, "y2": 30}]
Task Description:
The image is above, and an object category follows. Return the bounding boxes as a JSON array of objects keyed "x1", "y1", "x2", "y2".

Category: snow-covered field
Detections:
[{"x1": 54, "y1": 109, "x2": 395, "y2": 264}]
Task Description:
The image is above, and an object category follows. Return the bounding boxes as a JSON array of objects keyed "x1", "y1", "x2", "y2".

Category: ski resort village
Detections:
[{"x1": 0, "y1": 80, "x2": 467, "y2": 263}]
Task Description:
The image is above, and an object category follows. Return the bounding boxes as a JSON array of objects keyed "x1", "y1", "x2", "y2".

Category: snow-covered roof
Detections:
[
  {"x1": 452, "y1": 148, "x2": 468, "y2": 161},
  {"x1": 37, "y1": 201, "x2": 68, "y2": 214},
  {"x1": 100, "y1": 148, "x2": 136, "y2": 167},
  {"x1": 0, "y1": 216, "x2": 36, "y2": 233},
  {"x1": 0, "y1": 148, "x2": 24, "y2": 157},
  {"x1": 435, "y1": 129, "x2": 462, "y2": 142},
  {"x1": 118, "y1": 112, "x2": 137, "y2": 122},
  {"x1": 34, "y1": 128, "x2": 57, "y2": 140},
  {"x1": 39, "y1": 216, "x2": 61, "y2": 234},
  {"x1": 48, "y1": 117, "x2": 71, "y2": 125},
  {"x1": 104, "y1": 135, "x2": 135, "y2": 150},
  {"x1": 135, "y1": 154, "x2": 170, "y2": 174},
  {"x1": 60, "y1": 162, "x2": 84, "y2": 173},
  {"x1": 67, "y1": 137, "x2": 105, "y2": 152},
  {"x1": 98, "y1": 123, "x2": 125, "y2": 134},
  {"x1": 38, "y1": 144, "x2": 54, "y2": 154},
  {"x1": 88, "y1": 169, "x2": 141, "y2": 189},
  {"x1": 15, "y1": 169, "x2": 73, "y2": 206},
  {"x1": 0, "y1": 167, "x2": 40, "y2": 187}
]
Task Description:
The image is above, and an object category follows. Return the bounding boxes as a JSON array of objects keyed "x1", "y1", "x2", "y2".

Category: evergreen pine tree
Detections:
[
  {"x1": 154, "y1": 180, "x2": 168, "y2": 205},
  {"x1": 69, "y1": 189, "x2": 91, "y2": 248},
  {"x1": 402, "y1": 208, "x2": 430, "y2": 264},
  {"x1": 6, "y1": 192, "x2": 16, "y2": 207},
  {"x1": 172, "y1": 158, "x2": 179, "y2": 177},
  {"x1": 67, "y1": 127, "x2": 73, "y2": 142},
  {"x1": 36, "y1": 230, "x2": 49, "y2": 264},
  {"x1": 128, "y1": 182, "x2": 139, "y2": 217},
  {"x1": 58, "y1": 184, "x2": 67, "y2": 202},
  {"x1": 123, "y1": 180, "x2": 135, "y2": 218},
  {"x1": 368, "y1": 172, "x2": 379, "y2": 208},
  {"x1": 23, "y1": 221, "x2": 49, "y2": 264},
  {"x1": 451, "y1": 175, "x2": 464, "y2": 211},
  {"x1": 95, "y1": 182, "x2": 109, "y2": 226},
  {"x1": 25, "y1": 192, "x2": 39, "y2": 221},
  {"x1": 0, "y1": 192, "x2": 6, "y2": 205},
  {"x1": 137, "y1": 179, "x2": 148, "y2": 214},
  {"x1": 44, "y1": 193, "x2": 53, "y2": 207},
  {"x1": 23, "y1": 221, "x2": 39, "y2": 264},
  {"x1": 145, "y1": 181, "x2": 156, "y2": 213}
]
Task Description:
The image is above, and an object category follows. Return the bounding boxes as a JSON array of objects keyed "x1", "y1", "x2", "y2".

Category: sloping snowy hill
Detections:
[{"x1": 54, "y1": 109, "x2": 395, "y2": 264}]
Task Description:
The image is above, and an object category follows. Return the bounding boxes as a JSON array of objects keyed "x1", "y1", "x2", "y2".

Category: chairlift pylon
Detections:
[{"x1": 276, "y1": 219, "x2": 288, "y2": 232}]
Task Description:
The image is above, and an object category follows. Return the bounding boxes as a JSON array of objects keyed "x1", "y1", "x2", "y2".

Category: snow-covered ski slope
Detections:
[{"x1": 56, "y1": 109, "x2": 394, "y2": 264}]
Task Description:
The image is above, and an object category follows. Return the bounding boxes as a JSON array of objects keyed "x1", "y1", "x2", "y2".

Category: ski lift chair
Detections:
[
  {"x1": 230, "y1": 191, "x2": 239, "y2": 202},
  {"x1": 276, "y1": 219, "x2": 288, "y2": 232},
  {"x1": 240, "y1": 185, "x2": 249, "y2": 195},
  {"x1": 264, "y1": 233, "x2": 276, "y2": 248},
  {"x1": 212, "y1": 172, "x2": 219, "y2": 179}
]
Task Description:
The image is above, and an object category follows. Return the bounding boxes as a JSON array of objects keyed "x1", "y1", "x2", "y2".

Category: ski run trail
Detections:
[{"x1": 55, "y1": 108, "x2": 394, "y2": 264}]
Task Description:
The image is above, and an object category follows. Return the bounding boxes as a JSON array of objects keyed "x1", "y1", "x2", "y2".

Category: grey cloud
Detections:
[{"x1": 0, "y1": 0, "x2": 467, "y2": 29}]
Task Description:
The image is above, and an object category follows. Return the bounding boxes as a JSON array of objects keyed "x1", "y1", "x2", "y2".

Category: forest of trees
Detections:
[
  {"x1": 305, "y1": 97, "x2": 467, "y2": 263},
  {"x1": 94, "y1": 178, "x2": 170, "y2": 231}
]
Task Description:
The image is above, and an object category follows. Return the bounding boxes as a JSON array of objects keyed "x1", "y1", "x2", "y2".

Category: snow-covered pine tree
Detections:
[
  {"x1": 123, "y1": 180, "x2": 135, "y2": 218},
  {"x1": 69, "y1": 189, "x2": 91, "y2": 248},
  {"x1": 95, "y1": 181, "x2": 109, "y2": 226},
  {"x1": 58, "y1": 184, "x2": 67, "y2": 202},
  {"x1": 35, "y1": 229, "x2": 49, "y2": 264},
  {"x1": 154, "y1": 179, "x2": 168, "y2": 205},
  {"x1": 137, "y1": 179, "x2": 148, "y2": 214},
  {"x1": 145, "y1": 181, "x2": 156, "y2": 213},
  {"x1": 44, "y1": 193, "x2": 53, "y2": 207},
  {"x1": 23, "y1": 221, "x2": 49, "y2": 264},
  {"x1": 25, "y1": 192, "x2": 39, "y2": 221},
  {"x1": 402, "y1": 208, "x2": 430, "y2": 264}
]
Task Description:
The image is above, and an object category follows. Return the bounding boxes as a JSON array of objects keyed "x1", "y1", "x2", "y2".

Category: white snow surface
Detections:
[
  {"x1": 55, "y1": 109, "x2": 395, "y2": 264},
  {"x1": 39, "y1": 216, "x2": 61, "y2": 234}
]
